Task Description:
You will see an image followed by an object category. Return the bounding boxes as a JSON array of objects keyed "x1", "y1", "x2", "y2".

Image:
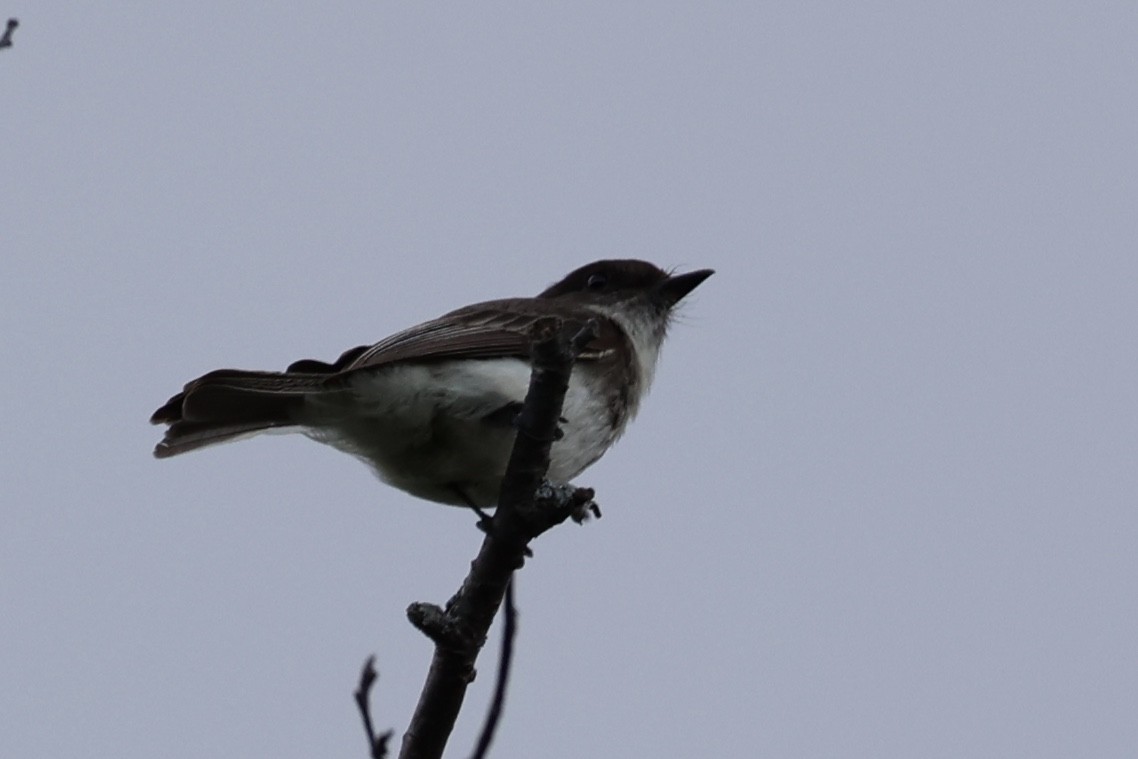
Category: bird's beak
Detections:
[{"x1": 656, "y1": 268, "x2": 715, "y2": 306}]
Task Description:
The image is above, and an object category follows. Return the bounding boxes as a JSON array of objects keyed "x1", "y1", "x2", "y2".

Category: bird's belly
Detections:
[
  {"x1": 300, "y1": 359, "x2": 625, "y2": 507},
  {"x1": 367, "y1": 417, "x2": 519, "y2": 507}
]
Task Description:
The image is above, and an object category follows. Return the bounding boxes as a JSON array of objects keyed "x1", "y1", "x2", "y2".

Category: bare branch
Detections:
[{"x1": 397, "y1": 318, "x2": 599, "y2": 759}]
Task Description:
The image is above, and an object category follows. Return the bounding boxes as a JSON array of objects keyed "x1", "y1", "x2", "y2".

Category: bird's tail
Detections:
[{"x1": 150, "y1": 369, "x2": 329, "y2": 458}]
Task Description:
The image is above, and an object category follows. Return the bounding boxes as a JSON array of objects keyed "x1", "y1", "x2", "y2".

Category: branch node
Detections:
[
  {"x1": 517, "y1": 482, "x2": 599, "y2": 533},
  {"x1": 569, "y1": 319, "x2": 600, "y2": 354},
  {"x1": 407, "y1": 602, "x2": 485, "y2": 654}
]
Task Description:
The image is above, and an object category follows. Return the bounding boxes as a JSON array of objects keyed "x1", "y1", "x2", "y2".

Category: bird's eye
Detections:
[{"x1": 586, "y1": 273, "x2": 608, "y2": 290}]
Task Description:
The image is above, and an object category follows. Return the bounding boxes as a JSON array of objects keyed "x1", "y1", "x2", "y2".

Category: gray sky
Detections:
[{"x1": 3, "y1": 4, "x2": 1136, "y2": 757}]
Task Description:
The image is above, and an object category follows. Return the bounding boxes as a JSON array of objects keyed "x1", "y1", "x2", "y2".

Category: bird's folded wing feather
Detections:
[{"x1": 315, "y1": 298, "x2": 621, "y2": 376}]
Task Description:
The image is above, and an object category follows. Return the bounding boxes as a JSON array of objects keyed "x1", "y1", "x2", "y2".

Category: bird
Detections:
[{"x1": 151, "y1": 259, "x2": 713, "y2": 508}]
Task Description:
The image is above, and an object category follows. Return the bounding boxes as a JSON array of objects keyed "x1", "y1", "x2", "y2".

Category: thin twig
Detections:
[
  {"x1": 0, "y1": 19, "x2": 18, "y2": 50},
  {"x1": 354, "y1": 656, "x2": 394, "y2": 759},
  {"x1": 469, "y1": 578, "x2": 518, "y2": 759}
]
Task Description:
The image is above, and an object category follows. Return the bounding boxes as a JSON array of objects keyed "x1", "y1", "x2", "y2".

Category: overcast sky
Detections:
[{"x1": 3, "y1": 4, "x2": 1136, "y2": 758}]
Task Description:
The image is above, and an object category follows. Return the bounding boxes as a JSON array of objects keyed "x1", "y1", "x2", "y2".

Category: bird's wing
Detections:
[{"x1": 315, "y1": 298, "x2": 622, "y2": 375}]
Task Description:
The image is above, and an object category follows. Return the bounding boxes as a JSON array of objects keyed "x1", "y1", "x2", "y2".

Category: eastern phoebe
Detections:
[{"x1": 151, "y1": 259, "x2": 713, "y2": 507}]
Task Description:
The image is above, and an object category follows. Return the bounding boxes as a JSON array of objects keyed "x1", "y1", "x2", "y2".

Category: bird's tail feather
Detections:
[{"x1": 150, "y1": 370, "x2": 328, "y2": 459}]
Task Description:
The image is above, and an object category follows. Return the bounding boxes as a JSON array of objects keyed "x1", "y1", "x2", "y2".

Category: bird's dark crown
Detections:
[{"x1": 538, "y1": 259, "x2": 670, "y2": 299}]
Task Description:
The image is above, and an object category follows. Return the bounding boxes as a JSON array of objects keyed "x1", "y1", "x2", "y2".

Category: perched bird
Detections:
[{"x1": 151, "y1": 259, "x2": 712, "y2": 508}]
